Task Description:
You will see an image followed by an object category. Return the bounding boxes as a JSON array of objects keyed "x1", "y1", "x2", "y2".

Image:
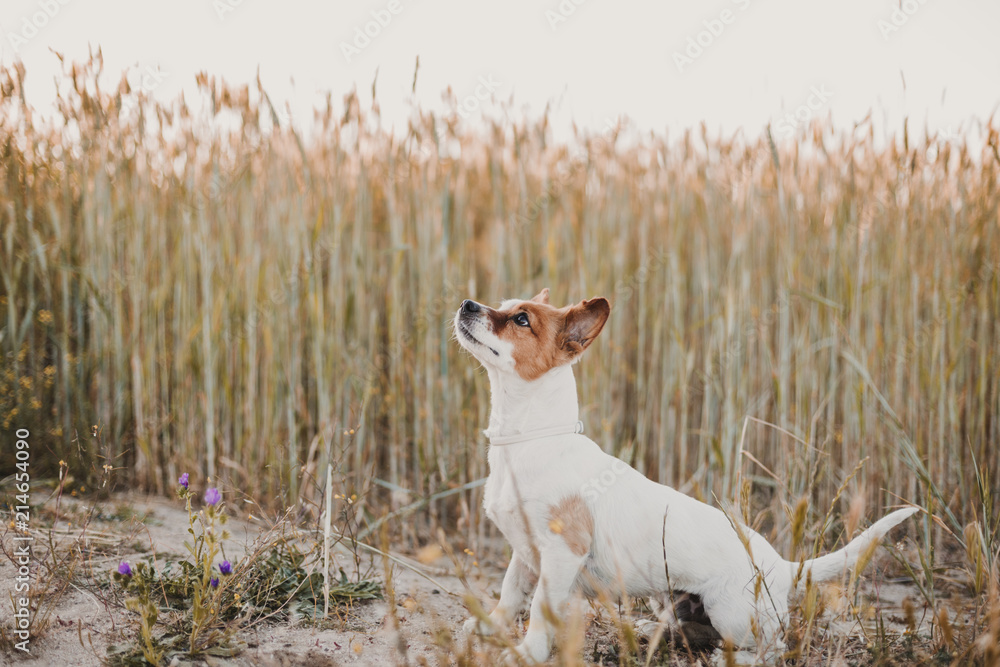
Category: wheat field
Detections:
[{"x1": 1, "y1": 53, "x2": 998, "y2": 588}]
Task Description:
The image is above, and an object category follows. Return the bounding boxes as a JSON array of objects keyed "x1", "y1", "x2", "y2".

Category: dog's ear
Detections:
[
  {"x1": 558, "y1": 297, "x2": 610, "y2": 361},
  {"x1": 530, "y1": 288, "x2": 550, "y2": 304}
]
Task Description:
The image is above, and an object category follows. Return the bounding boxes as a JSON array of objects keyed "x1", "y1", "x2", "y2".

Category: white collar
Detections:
[{"x1": 486, "y1": 420, "x2": 585, "y2": 446}]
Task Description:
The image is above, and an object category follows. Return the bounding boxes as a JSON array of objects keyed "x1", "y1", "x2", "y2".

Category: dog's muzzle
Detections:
[{"x1": 456, "y1": 300, "x2": 499, "y2": 356}]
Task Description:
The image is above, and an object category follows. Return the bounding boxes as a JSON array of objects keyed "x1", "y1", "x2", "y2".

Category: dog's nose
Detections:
[{"x1": 461, "y1": 300, "x2": 481, "y2": 314}]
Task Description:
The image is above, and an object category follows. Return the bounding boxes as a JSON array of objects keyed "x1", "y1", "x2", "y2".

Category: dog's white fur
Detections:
[{"x1": 454, "y1": 291, "x2": 918, "y2": 664}]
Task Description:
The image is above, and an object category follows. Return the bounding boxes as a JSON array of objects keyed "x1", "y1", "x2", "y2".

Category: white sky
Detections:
[{"x1": 1, "y1": 0, "x2": 998, "y2": 143}]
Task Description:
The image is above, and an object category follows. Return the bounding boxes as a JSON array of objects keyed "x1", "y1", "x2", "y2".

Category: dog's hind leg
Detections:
[
  {"x1": 704, "y1": 590, "x2": 787, "y2": 665},
  {"x1": 463, "y1": 551, "x2": 537, "y2": 636},
  {"x1": 635, "y1": 594, "x2": 680, "y2": 639},
  {"x1": 639, "y1": 593, "x2": 722, "y2": 649}
]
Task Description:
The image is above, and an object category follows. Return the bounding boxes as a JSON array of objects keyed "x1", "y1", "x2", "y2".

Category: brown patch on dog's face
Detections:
[
  {"x1": 492, "y1": 300, "x2": 565, "y2": 381},
  {"x1": 492, "y1": 294, "x2": 611, "y2": 381},
  {"x1": 547, "y1": 495, "x2": 594, "y2": 557}
]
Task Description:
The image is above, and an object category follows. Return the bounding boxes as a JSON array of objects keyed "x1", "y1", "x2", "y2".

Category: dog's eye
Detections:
[{"x1": 513, "y1": 313, "x2": 530, "y2": 327}]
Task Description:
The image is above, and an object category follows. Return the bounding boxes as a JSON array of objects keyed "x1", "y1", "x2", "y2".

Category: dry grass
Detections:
[{"x1": 1, "y1": 53, "x2": 999, "y2": 663}]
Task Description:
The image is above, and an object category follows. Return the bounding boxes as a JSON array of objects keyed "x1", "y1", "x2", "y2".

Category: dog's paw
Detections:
[
  {"x1": 634, "y1": 618, "x2": 665, "y2": 639},
  {"x1": 499, "y1": 646, "x2": 534, "y2": 666},
  {"x1": 710, "y1": 649, "x2": 773, "y2": 666},
  {"x1": 503, "y1": 636, "x2": 549, "y2": 664},
  {"x1": 462, "y1": 616, "x2": 494, "y2": 637},
  {"x1": 498, "y1": 648, "x2": 521, "y2": 665}
]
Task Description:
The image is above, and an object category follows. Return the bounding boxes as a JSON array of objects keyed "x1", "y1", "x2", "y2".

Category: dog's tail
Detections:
[{"x1": 790, "y1": 507, "x2": 919, "y2": 590}]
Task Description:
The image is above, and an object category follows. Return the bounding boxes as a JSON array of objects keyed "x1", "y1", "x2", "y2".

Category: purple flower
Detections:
[
  {"x1": 118, "y1": 561, "x2": 133, "y2": 577},
  {"x1": 204, "y1": 487, "x2": 221, "y2": 506},
  {"x1": 210, "y1": 577, "x2": 219, "y2": 588},
  {"x1": 219, "y1": 560, "x2": 232, "y2": 575},
  {"x1": 178, "y1": 472, "x2": 189, "y2": 489}
]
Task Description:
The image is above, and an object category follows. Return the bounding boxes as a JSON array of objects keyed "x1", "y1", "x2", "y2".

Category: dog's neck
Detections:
[{"x1": 484, "y1": 364, "x2": 579, "y2": 440}]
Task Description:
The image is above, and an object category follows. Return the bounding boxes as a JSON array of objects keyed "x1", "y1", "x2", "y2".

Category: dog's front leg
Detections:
[
  {"x1": 511, "y1": 548, "x2": 586, "y2": 663},
  {"x1": 463, "y1": 551, "x2": 537, "y2": 636}
]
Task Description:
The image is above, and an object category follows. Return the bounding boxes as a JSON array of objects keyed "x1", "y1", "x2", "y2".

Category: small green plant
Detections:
[
  {"x1": 107, "y1": 473, "x2": 380, "y2": 665},
  {"x1": 113, "y1": 561, "x2": 162, "y2": 666},
  {"x1": 108, "y1": 474, "x2": 242, "y2": 665},
  {"x1": 181, "y1": 480, "x2": 230, "y2": 653}
]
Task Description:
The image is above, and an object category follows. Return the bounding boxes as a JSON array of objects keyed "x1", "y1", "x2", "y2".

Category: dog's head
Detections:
[{"x1": 453, "y1": 288, "x2": 610, "y2": 381}]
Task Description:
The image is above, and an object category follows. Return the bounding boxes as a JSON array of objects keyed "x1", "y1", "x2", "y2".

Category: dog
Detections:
[{"x1": 454, "y1": 289, "x2": 918, "y2": 664}]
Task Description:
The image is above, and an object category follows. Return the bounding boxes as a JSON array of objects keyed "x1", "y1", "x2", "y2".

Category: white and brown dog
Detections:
[{"x1": 455, "y1": 289, "x2": 917, "y2": 664}]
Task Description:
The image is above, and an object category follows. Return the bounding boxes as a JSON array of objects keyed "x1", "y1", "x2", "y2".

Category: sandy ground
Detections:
[
  {"x1": 0, "y1": 494, "x2": 944, "y2": 666},
  {"x1": 0, "y1": 494, "x2": 489, "y2": 667}
]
